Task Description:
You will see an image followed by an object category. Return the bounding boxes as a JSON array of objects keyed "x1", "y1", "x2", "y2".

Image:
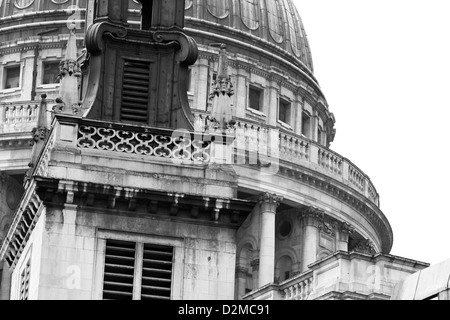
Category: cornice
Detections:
[
  {"x1": 275, "y1": 161, "x2": 392, "y2": 253},
  {"x1": 0, "y1": 40, "x2": 83, "y2": 55}
]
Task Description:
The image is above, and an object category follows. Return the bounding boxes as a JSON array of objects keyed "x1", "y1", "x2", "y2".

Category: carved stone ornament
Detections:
[
  {"x1": 31, "y1": 127, "x2": 49, "y2": 142},
  {"x1": 208, "y1": 44, "x2": 236, "y2": 131},
  {"x1": 59, "y1": 59, "x2": 82, "y2": 79},
  {"x1": 250, "y1": 258, "x2": 260, "y2": 271},
  {"x1": 340, "y1": 222, "x2": 355, "y2": 235},
  {"x1": 351, "y1": 239, "x2": 377, "y2": 255},
  {"x1": 53, "y1": 99, "x2": 83, "y2": 116},
  {"x1": 299, "y1": 206, "x2": 324, "y2": 224},
  {"x1": 236, "y1": 266, "x2": 249, "y2": 276},
  {"x1": 259, "y1": 192, "x2": 283, "y2": 205},
  {"x1": 318, "y1": 221, "x2": 336, "y2": 237}
]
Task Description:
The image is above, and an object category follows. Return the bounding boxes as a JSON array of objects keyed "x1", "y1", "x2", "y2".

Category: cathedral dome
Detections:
[{"x1": 184, "y1": 0, "x2": 314, "y2": 76}]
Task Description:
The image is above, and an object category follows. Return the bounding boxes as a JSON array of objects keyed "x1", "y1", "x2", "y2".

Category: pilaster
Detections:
[{"x1": 337, "y1": 222, "x2": 355, "y2": 252}]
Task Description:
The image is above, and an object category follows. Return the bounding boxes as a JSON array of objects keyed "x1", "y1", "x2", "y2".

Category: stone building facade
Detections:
[{"x1": 0, "y1": 0, "x2": 430, "y2": 300}]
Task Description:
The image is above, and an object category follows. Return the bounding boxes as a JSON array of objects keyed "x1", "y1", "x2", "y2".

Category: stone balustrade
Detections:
[
  {"x1": 243, "y1": 251, "x2": 429, "y2": 301},
  {"x1": 0, "y1": 101, "x2": 53, "y2": 134},
  {"x1": 280, "y1": 271, "x2": 314, "y2": 300},
  {"x1": 17, "y1": 110, "x2": 380, "y2": 207},
  {"x1": 192, "y1": 110, "x2": 380, "y2": 207}
]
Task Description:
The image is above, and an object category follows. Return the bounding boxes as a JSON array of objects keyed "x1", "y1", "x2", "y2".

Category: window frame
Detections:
[
  {"x1": 2, "y1": 64, "x2": 22, "y2": 91},
  {"x1": 247, "y1": 84, "x2": 264, "y2": 114},
  {"x1": 93, "y1": 230, "x2": 184, "y2": 300},
  {"x1": 278, "y1": 97, "x2": 293, "y2": 128},
  {"x1": 301, "y1": 111, "x2": 312, "y2": 139},
  {"x1": 41, "y1": 60, "x2": 61, "y2": 86}
]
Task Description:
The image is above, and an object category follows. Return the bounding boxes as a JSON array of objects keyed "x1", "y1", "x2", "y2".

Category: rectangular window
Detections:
[
  {"x1": 4, "y1": 66, "x2": 20, "y2": 89},
  {"x1": 249, "y1": 86, "x2": 263, "y2": 111},
  {"x1": 121, "y1": 60, "x2": 150, "y2": 124},
  {"x1": 317, "y1": 126, "x2": 323, "y2": 144},
  {"x1": 141, "y1": 243, "x2": 173, "y2": 300},
  {"x1": 103, "y1": 240, "x2": 136, "y2": 300},
  {"x1": 279, "y1": 98, "x2": 291, "y2": 125},
  {"x1": 42, "y1": 62, "x2": 61, "y2": 85},
  {"x1": 302, "y1": 113, "x2": 311, "y2": 138},
  {"x1": 19, "y1": 259, "x2": 31, "y2": 301},
  {"x1": 102, "y1": 239, "x2": 174, "y2": 300}
]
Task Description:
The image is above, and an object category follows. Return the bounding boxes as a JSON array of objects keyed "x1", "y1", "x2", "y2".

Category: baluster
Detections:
[
  {"x1": 30, "y1": 105, "x2": 36, "y2": 122},
  {"x1": 9, "y1": 106, "x2": 15, "y2": 124},
  {"x1": 259, "y1": 126, "x2": 268, "y2": 161},
  {"x1": 33, "y1": 104, "x2": 39, "y2": 123},
  {"x1": 23, "y1": 105, "x2": 29, "y2": 122},
  {"x1": 289, "y1": 286, "x2": 294, "y2": 300},
  {"x1": 306, "y1": 278, "x2": 312, "y2": 298},
  {"x1": 297, "y1": 139, "x2": 303, "y2": 160},
  {"x1": 293, "y1": 284, "x2": 299, "y2": 300},
  {"x1": 25, "y1": 105, "x2": 31, "y2": 122},
  {"x1": 327, "y1": 153, "x2": 331, "y2": 170},
  {"x1": 292, "y1": 139, "x2": 298, "y2": 160},
  {"x1": 4, "y1": 106, "x2": 8, "y2": 124},
  {"x1": 300, "y1": 281, "x2": 306, "y2": 300},
  {"x1": 18, "y1": 105, "x2": 23, "y2": 123},
  {"x1": 283, "y1": 288, "x2": 289, "y2": 300},
  {"x1": 18, "y1": 105, "x2": 24, "y2": 123},
  {"x1": 248, "y1": 125, "x2": 258, "y2": 165}
]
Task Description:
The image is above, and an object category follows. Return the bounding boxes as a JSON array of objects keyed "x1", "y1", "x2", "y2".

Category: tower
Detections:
[{"x1": 0, "y1": 0, "x2": 429, "y2": 300}]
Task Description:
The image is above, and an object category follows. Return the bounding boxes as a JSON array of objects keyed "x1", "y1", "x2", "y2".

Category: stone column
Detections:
[
  {"x1": 258, "y1": 193, "x2": 282, "y2": 287},
  {"x1": 300, "y1": 207, "x2": 322, "y2": 271},
  {"x1": 337, "y1": 222, "x2": 354, "y2": 252},
  {"x1": 0, "y1": 260, "x2": 11, "y2": 300}
]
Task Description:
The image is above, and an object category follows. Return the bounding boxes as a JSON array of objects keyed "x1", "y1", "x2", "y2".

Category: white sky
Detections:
[{"x1": 293, "y1": 0, "x2": 450, "y2": 265}]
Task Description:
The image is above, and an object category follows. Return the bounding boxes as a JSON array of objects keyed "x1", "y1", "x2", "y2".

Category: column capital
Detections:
[
  {"x1": 259, "y1": 192, "x2": 283, "y2": 205},
  {"x1": 299, "y1": 206, "x2": 324, "y2": 226},
  {"x1": 258, "y1": 193, "x2": 283, "y2": 213}
]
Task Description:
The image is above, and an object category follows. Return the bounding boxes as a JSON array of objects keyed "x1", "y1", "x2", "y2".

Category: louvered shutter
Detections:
[
  {"x1": 141, "y1": 244, "x2": 173, "y2": 300},
  {"x1": 103, "y1": 240, "x2": 136, "y2": 300},
  {"x1": 121, "y1": 60, "x2": 150, "y2": 123}
]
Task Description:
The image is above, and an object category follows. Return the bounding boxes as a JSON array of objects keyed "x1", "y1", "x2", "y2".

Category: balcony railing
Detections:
[
  {"x1": 0, "y1": 101, "x2": 53, "y2": 134},
  {"x1": 280, "y1": 270, "x2": 314, "y2": 300},
  {"x1": 76, "y1": 122, "x2": 212, "y2": 164},
  {"x1": 193, "y1": 110, "x2": 380, "y2": 206},
  {"x1": 3, "y1": 104, "x2": 380, "y2": 207}
]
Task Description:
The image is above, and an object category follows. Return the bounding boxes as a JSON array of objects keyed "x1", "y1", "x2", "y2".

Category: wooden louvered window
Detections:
[
  {"x1": 19, "y1": 259, "x2": 31, "y2": 300},
  {"x1": 141, "y1": 244, "x2": 173, "y2": 300},
  {"x1": 121, "y1": 60, "x2": 150, "y2": 124},
  {"x1": 102, "y1": 240, "x2": 174, "y2": 300},
  {"x1": 103, "y1": 240, "x2": 136, "y2": 300}
]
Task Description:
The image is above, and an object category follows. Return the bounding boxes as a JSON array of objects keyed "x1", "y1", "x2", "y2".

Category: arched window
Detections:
[
  {"x1": 276, "y1": 255, "x2": 293, "y2": 282},
  {"x1": 236, "y1": 244, "x2": 256, "y2": 298}
]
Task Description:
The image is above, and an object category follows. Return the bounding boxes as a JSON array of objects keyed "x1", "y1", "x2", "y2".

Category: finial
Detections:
[
  {"x1": 208, "y1": 43, "x2": 235, "y2": 132},
  {"x1": 54, "y1": 26, "x2": 82, "y2": 115}
]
